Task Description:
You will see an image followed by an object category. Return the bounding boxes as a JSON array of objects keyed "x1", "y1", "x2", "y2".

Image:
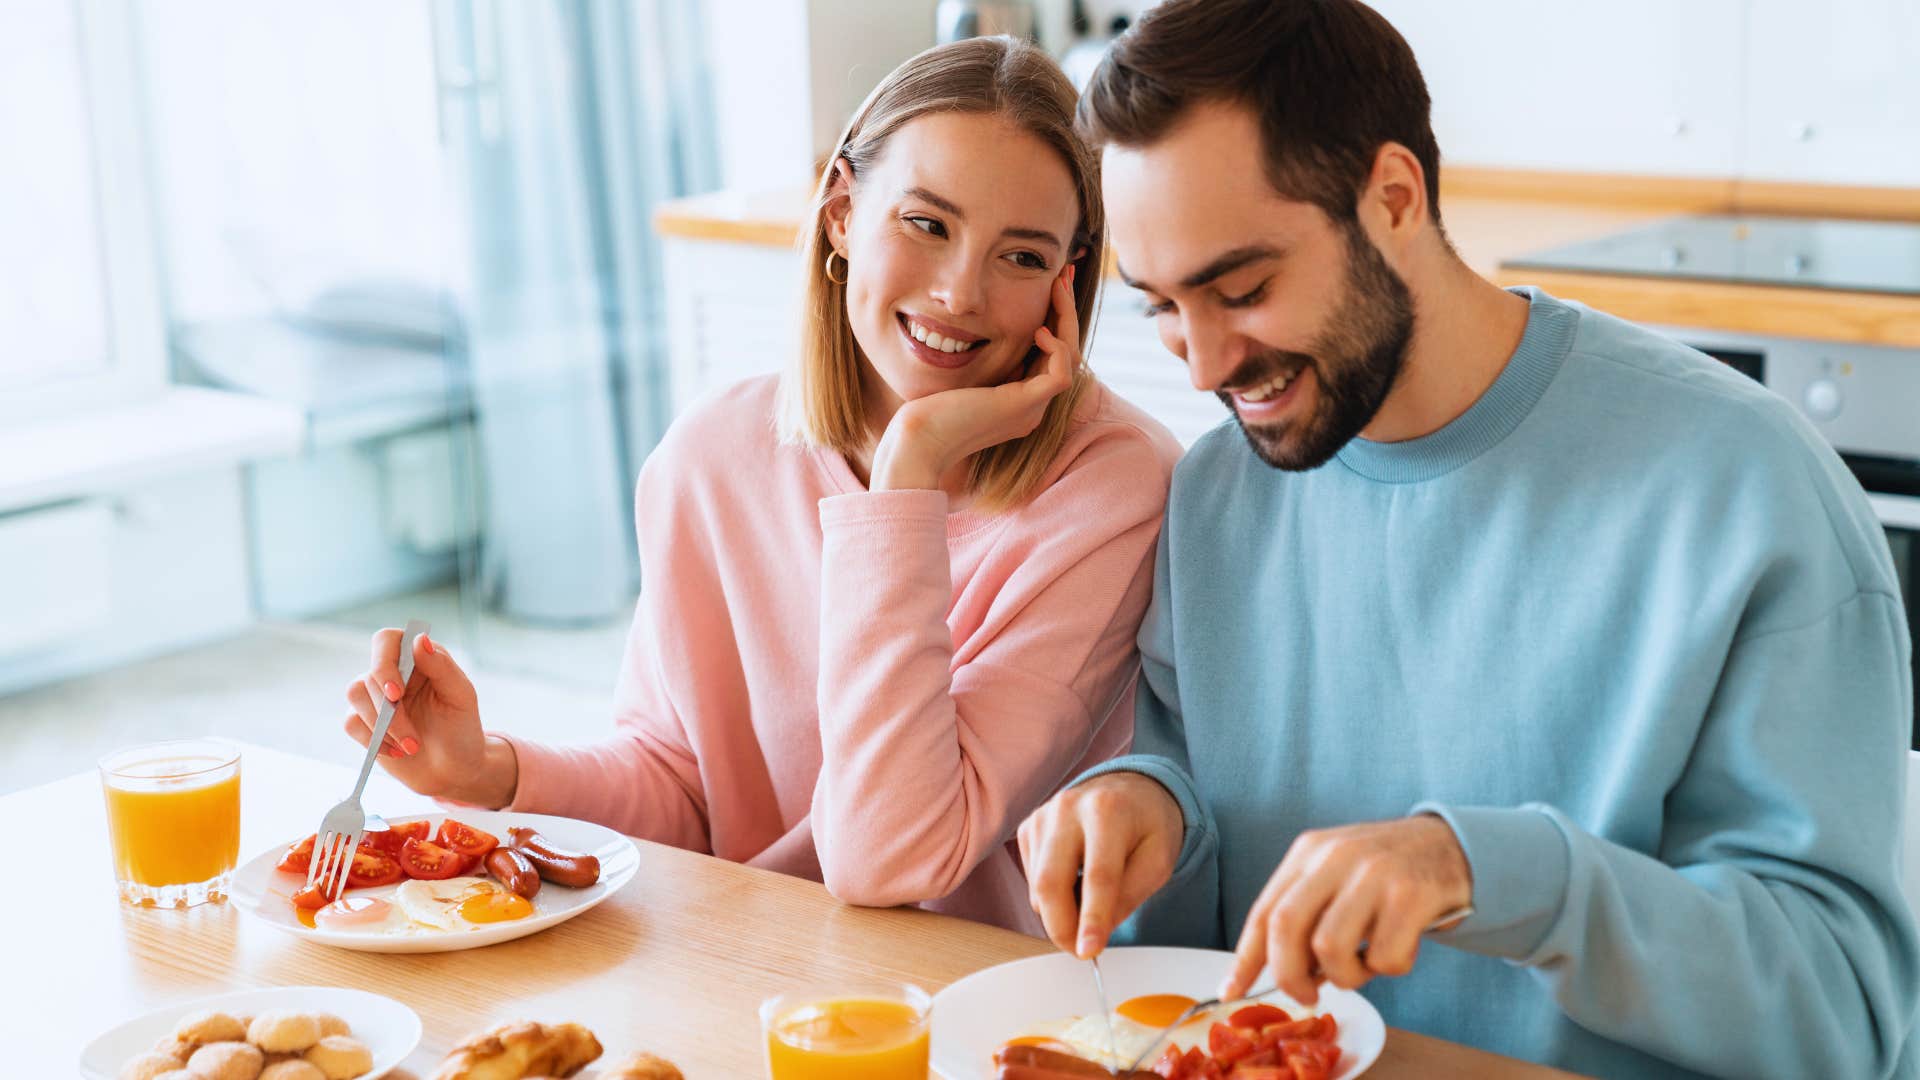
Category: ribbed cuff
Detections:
[
  {"x1": 1411, "y1": 801, "x2": 1572, "y2": 960},
  {"x1": 1075, "y1": 754, "x2": 1213, "y2": 882}
]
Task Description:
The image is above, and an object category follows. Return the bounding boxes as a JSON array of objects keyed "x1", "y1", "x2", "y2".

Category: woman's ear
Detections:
[{"x1": 823, "y1": 157, "x2": 856, "y2": 255}]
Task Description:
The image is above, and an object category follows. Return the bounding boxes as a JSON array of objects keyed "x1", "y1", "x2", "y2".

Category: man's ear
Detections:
[
  {"x1": 1360, "y1": 141, "x2": 1428, "y2": 250},
  {"x1": 823, "y1": 157, "x2": 856, "y2": 254}
]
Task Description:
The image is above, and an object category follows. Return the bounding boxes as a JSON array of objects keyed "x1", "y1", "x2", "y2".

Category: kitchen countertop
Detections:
[{"x1": 655, "y1": 169, "x2": 1920, "y2": 348}]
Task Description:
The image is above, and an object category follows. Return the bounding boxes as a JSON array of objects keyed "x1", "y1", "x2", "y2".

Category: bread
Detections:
[
  {"x1": 259, "y1": 1062, "x2": 328, "y2": 1080},
  {"x1": 185, "y1": 1040, "x2": 265, "y2": 1080},
  {"x1": 247, "y1": 1012, "x2": 323, "y2": 1054},
  {"x1": 430, "y1": 1021, "x2": 603, "y2": 1080},
  {"x1": 303, "y1": 1034, "x2": 374, "y2": 1080},
  {"x1": 598, "y1": 1051, "x2": 684, "y2": 1080},
  {"x1": 117, "y1": 1051, "x2": 186, "y2": 1080}
]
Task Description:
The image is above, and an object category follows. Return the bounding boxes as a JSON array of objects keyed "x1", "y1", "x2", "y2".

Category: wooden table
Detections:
[{"x1": 11, "y1": 743, "x2": 1584, "y2": 1078}]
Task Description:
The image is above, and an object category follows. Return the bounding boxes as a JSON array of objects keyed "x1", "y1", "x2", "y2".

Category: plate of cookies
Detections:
[{"x1": 80, "y1": 985, "x2": 420, "y2": 1080}]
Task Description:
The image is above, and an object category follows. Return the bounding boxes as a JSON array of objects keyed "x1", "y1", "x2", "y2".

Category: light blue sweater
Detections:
[{"x1": 1086, "y1": 288, "x2": 1918, "y2": 1078}]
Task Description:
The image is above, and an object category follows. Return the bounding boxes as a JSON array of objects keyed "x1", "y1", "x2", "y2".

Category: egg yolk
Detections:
[
  {"x1": 1116, "y1": 994, "x2": 1198, "y2": 1029},
  {"x1": 315, "y1": 896, "x2": 395, "y2": 931},
  {"x1": 459, "y1": 891, "x2": 533, "y2": 923},
  {"x1": 296, "y1": 906, "x2": 317, "y2": 928}
]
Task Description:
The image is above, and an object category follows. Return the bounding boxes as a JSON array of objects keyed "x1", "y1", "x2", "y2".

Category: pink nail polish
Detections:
[
  {"x1": 384, "y1": 681, "x2": 401, "y2": 701},
  {"x1": 401, "y1": 737, "x2": 420, "y2": 755},
  {"x1": 422, "y1": 635, "x2": 435, "y2": 656}
]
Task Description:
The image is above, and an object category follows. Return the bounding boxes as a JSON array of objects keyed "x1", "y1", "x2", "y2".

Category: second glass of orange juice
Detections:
[
  {"x1": 762, "y1": 982, "x2": 931, "y2": 1080},
  {"x1": 99, "y1": 739, "x2": 241, "y2": 908}
]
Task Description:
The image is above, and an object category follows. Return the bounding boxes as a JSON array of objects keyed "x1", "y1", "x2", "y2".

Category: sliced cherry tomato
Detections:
[
  {"x1": 400, "y1": 837, "x2": 467, "y2": 880},
  {"x1": 1240, "y1": 1047, "x2": 1281, "y2": 1068},
  {"x1": 435, "y1": 818, "x2": 499, "y2": 860},
  {"x1": 1316, "y1": 1015, "x2": 1338, "y2": 1042},
  {"x1": 290, "y1": 885, "x2": 331, "y2": 910},
  {"x1": 360, "y1": 819, "x2": 431, "y2": 857},
  {"x1": 1230, "y1": 1004, "x2": 1291, "y2": 1030},
  {"x1": 1261, "y1": 1018, "x2": 1326, "y2": 1042},
  {"x1": 1227, "y1": 1067, "x2": 1287, "y2": 1080},
  {"x1": 1153, "y1": 1044, "x2": 1186, "y2": 1079},
  {"x1": 345, "y1": 848, "x2": 405, "y2": 888},
  {"x1": 1209, "y1": 1022, "x2": 1256, "y2": 1065},
  {"x1": 275, "y1": 834, "x2": 316, "y2": 875},
  {"x1": 1281, "y1": 1055, "x2": 1329, "y2": 1080}
]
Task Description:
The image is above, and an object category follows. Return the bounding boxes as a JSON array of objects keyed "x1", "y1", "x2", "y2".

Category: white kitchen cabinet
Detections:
[
  {"x1": 660, "y1": 234, "x2": 1221, "y2": 448},
  {"x1": 1742, "y1": 0, "x2": 1920, "y2": 187},
  {"x1": 1366, "y1": 0, "x2": 1746, "y2": 177}
]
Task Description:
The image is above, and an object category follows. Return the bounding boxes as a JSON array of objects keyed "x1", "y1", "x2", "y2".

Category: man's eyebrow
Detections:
[
  {"x1": 905, "y1": 186, "x2": 1064, "y2": 250},
  {"x1": 1119, "y1": 244, "x2": 1286, "y2": 294}
]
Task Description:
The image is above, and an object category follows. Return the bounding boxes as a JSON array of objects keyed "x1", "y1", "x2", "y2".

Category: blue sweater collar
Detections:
[{"x1": 1334, "y1": 286, "x2": 1577, "y2": 484}]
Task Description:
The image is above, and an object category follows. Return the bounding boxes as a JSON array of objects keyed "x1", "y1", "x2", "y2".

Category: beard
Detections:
[{"x1": 1218, "y1": 222, "x2": 1416, "y2": 471}]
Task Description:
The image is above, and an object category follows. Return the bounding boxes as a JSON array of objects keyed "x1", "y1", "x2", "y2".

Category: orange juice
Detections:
[
  {"x1": 764, "y1": 990, "x2": 930, "y2": 1080},
  {"x1": 99, "y1": 741, "x2": 241, "y2": 907}
]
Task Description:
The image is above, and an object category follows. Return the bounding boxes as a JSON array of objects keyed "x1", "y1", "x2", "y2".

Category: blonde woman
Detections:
[{"x1": 339, "y1": 36, "x2": 1181, "y2": 933}]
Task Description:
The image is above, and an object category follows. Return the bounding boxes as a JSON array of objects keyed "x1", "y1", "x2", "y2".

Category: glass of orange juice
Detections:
[
  {"x1": 761, "y1": 981, "x2": 931, "y2": 1080},
  {"x1": 99, "y1": 739, "x2": 241, "y2": 908}
]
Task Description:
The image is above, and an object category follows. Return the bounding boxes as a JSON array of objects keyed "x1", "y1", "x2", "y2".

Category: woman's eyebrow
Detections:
[{"x1": 904, "y1": 185, "x2": 1064, "y2": 251}]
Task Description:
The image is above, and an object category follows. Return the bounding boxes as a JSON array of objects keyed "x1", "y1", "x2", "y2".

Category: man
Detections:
[{"x1": 1016, "y1": 1, "x2": 1919, "y2": 1076}]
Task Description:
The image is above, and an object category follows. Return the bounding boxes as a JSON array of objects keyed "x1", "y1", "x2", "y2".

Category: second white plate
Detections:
[
  {"x1": 231, "y1": 810, "x2": 639, "y2": 953},
  {"x1": 79, "y1": 984, "x2": 420, "y2": 1080}
]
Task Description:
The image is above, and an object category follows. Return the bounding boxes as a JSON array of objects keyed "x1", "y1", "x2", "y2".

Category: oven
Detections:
[{"x1": 1676, "y1": 331, "x2": 1920, "y2": 745}]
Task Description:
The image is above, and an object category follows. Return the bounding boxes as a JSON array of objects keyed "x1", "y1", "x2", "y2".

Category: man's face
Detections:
[{"x1": 1103, "y1": 101, "x2": 1414, "y2": 471}]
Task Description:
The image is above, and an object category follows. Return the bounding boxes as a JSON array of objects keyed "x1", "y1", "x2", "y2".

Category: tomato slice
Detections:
[
  {"x1": 435, "y1": 819, "x2": 499, "y2": 860},
  {"x1": 290, "y1": 885, "x2": 331, "y2": 910},
  {"x1": 275, "y1": 835, "x2": 317, "y2": 875},
  {"x1": 360, "y1": 819, "x2": 431, "y2": 857},
  {"x1": 1230, "y1": 1004, "x2": 1291, "y2": 1030},
  {"x1": 400, "y1": 837, "x2": 468, "y2": 880},
  {"x1": 345, "y1": 849, "x2": 405, "y2": 888},
  {"x1": 1209, "y1": 1022, "x2": 1255, "y2": 1065}
]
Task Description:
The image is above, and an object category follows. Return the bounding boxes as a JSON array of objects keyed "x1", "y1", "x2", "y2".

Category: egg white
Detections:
[
  {"x1": 393, "y1": 876, "x2": 504, "y2": 932},
  {"x1": 1012, "y1": 1005, "x2": 1226, "y2": 1066}
]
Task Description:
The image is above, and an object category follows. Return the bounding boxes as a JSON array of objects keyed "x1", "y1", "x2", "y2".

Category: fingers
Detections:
[
  {"x1": 1309, "y1": 876, "x2": 1378, "y2": 991},
  {"x1": 344, "y1": 682, "x2": 403, "y2": 756},
  {"x1": 1074, "y1": 808, "x2": 1130, "y2": 958},
  {"x1": 1025, "y1": 806, "x2": 1086, "y2": 955},
  {"x1": 1053, "y1": 263, "x2": 1081, "y2": 358},
  {"x1": 1362, "y1": 894, "x2": 1426, "y2": 979}
]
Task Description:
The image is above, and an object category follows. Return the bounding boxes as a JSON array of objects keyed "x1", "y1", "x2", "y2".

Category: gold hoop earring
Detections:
[{"x1": 824, "y1": 250, "x2": 848, "y2": 285}]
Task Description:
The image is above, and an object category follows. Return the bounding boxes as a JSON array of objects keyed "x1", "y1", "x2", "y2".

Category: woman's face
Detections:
[{"x1": 826, "y1": 111, "x2": 1082, "y2": 422}]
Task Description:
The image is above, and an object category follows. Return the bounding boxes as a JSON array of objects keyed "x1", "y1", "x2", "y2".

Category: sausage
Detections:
[
  {"x1": 992, "y1": 1045, "x2": 1113, "y2": 1076},
  {"x1": 507, "y1": 826, "x2": 602, "y2": 887},
  {"x1": 484, "y1": 846, "x2": 542, "y2": 899}
]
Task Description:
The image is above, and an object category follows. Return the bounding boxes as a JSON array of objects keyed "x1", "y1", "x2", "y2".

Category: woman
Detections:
[{"x1": 340, "y1": 36, "x2": 1181, "y2": 934}]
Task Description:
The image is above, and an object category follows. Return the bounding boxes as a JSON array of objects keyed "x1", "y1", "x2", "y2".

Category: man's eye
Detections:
[
  {"x1": 1222, "y1": 280, "x2": 1271, "y2": 308},
  {"x1": 905, "y1": 215, "x2": 946, "y2": 237}
]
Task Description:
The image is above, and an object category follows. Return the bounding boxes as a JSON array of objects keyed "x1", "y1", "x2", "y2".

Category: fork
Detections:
[
  {"x1": 305, "y1": 620, "x2": 429, "y2": 900},
  {"x1": 1119, "y1": 904, "x2": 1474, "y2": 1072}
]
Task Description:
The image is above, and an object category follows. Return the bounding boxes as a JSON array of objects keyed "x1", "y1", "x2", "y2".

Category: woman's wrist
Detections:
[
  {"x1": 868, "y1": 433, "x2": 945, "y2": 492},
  {"x1": 468, "y1": 734, "x2": 521, "y2": 810}
]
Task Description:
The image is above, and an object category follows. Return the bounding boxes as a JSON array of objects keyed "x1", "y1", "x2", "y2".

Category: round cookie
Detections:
[
  {"x1": 312, "y1": 1013, "x2": 350, "y2": 1039},
  {"x1": 185, "y1": 1040, "x2": 265, "y2": 1080},
  {"x1": 303, "y1": 1034, "x2": 374, "y2": 1080},
  {"x1": 118, "y1": 1051, "x2": 186, "y2": 1080},
  {"x1": 248, "y1": 1011, "x2": 322, "y2": 1054},
  {"x1": 259, "y1": 1061, "x2": 328, "y2": 1080},
  {"x1": 173, "y1": 1010, "x2": 247, "y2": 1046}
]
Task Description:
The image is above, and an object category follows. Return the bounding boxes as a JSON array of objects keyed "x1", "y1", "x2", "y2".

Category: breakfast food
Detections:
[
  {"x1": 120, "y1": 1009, "x2": 373, "y2": 1080},
  {"x1": 598, "y1": 1051, "x2": 685, "y2": 1080},
  {"x1": 995, "y1": 999, "x2": 1342, "y2": 1080},
  {"x1": 506, "y1": 827, "x2": 602, "y2": 888},
  {"x1": 119, "y1": 1051, "x2": 187, "y2": 1080},
  {"x1": 175, "y1": 1010, "x2": 249, "y2": 1045},
  {"x1": 277, "y1": 816, "x2": 605, "y2": 934},
  {"x1": 430, "y1": 1020, "x2": 604, "y2": 1080},
  {"x1": 186, "y1": 1040, "x2": 265, "y2": 1080},
  {"x1": 304, "y1": 1034, "x2": 375, "y2": 1080},
  {"x1": 249, "y1": 1011, "x2": 324, "y2": 1053}
]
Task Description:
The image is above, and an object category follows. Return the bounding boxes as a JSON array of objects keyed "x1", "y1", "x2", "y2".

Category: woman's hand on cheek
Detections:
[{"x1": 869, "y1": 265, "x2": 1081, "y2": 492}]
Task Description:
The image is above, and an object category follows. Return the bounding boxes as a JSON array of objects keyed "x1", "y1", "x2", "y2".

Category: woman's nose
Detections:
[{"x1": 927, "y1": 254, "x2": 987, "y2": 316}]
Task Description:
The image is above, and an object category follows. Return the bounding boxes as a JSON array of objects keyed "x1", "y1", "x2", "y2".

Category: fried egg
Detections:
[
  {"x1": 1008, "y1": 995, "x2": 1222, "y2": 1066},
  {"x1": 393, "y1": 876, "x2": 534, "y2": 930}
]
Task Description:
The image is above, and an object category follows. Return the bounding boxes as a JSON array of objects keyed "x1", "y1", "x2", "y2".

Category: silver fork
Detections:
[
  {"x1": 1120, "y1": 904, "x2": 1474, "y2": 1072},
  {"x1": 305, "y1": 620, "x2": 428, "y2": 900}
]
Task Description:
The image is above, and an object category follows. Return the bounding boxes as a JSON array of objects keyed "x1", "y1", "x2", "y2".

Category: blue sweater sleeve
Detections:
[
  {"x1": 1418, "y1": 590, "x2": 1919, "y2": 1079},
  {"x1": 1074, "y1": 525, "x2": 1225, "y2": 949}
]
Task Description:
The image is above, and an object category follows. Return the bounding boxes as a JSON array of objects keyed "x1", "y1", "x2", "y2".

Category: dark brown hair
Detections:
[{"x1": 1079, "y1": 0, "x2": 1442, "y2": 225}]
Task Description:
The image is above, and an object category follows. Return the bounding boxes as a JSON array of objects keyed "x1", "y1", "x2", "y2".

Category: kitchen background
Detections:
[{"x1": 2, "y1": 0, "x2": 1915, "y2": 803}]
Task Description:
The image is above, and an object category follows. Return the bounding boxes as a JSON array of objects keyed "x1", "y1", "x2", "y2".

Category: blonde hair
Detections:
[{"x1": 778, "y1": 35, "x2": 1103, "y2": 513}]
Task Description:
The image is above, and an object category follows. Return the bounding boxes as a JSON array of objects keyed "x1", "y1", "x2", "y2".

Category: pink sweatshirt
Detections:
[{"x1": 495, "y1": 374, "x2": 1181, "y2": 933}]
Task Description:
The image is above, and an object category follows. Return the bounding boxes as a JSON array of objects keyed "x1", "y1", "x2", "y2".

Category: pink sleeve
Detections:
[
  {"x1": 810, "y1": 431, "x2": 1169, "y2": 907},
  {"x1": 489, "y1": 456, "x2": 714, "y2": 852}
]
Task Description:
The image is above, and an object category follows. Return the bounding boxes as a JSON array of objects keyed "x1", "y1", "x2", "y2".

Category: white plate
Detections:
[
  {"x1": 232, "y1": 810, "x2": 639, "y2": 953},
  {"x1": 930, "y1": 946, "x2": 1384, "y2": 1079},
  {"x1": 79, "y1": 984, "x2": 420, "y2": 1080}
]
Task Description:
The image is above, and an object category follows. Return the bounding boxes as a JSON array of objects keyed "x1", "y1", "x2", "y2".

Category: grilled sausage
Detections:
[
  {"x1": 506, "y1": 826, "x2": 602, "y2": 887},
  {"x1": 485, "y1": 846, "x2": 542, "y2": 899}
]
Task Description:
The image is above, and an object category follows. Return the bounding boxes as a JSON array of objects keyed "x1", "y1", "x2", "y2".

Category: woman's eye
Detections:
[
  {"x1": 1007, "y1": 251, "x2": 1048, "y2": 271},
  {"x1": 1221, "y1": 280, "x2": 1270, "y2": 309},
  {"x1": 905, "y1": 215, "x2": 946, "y2": 237},
  {"x1": 1141, "y1": 298, "x2": 1173, "y2": 318}
]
